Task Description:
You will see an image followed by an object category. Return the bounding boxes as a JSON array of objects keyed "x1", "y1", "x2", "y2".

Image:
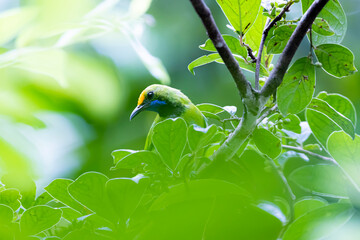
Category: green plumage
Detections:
[{"x1": 130, "y1": 84, "x2": 206, "y2": 149}]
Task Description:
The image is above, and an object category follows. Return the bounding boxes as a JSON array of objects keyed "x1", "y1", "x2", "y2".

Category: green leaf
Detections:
[
  {"x1": 111, "y1": 150, "x2": 161, "y2": 170},
  {"x1": 289, "y1": 164, "x2": 349, "y2": 198},
  {"x1": 0, "y1": 189, "x2": 21, "y2": 211},
  {"x1": 200, "y1": 150, "x2": 294, "y2": 223},
  {"x1": 187, "y1": 124, "x2": 218, "y2": 152},
  {"x1": 316, "y1": 91, "x2": 357, "y2": 125},
  {"x1": 306, "y1": 93, "x2": 356, "y2": 148},
  {"x1": 60, "y1": 207, "x2": 82, "y2": 222},
  {"x1": 0, "y1": 204, "x2": 13, "y2": 225},
  {"x1": 68, "y1": 172, "x2": 117, "y2": 222},
  {"x1": 244, "y1": 7, "x2": 267, "y2": 52},
  {"x1": 111, "y1": 149, "x2": 137, "y2": 165},
  {"x1": 141, "y1": 179, "x2": 282, "y2": 240},
  {"x1": 302, "y1": 0, "x2": 346, "y2": 45},
  {"x1": 20, "y1": 205, "x2": 62, "y2": 236},
  {"x1": 216, "y1": 0, "x2": 261, "y2": 35},
  {"x1": 188, "y1": 53, "x2": 222, "y2": 74},
  {"x1": 152, "y1": 118, "x2": 187, "y2": 171},
  {"x1": 283, "y1": 204, "x2": 354, "y2": 240},
  {"x1": 34, "y1": 192, "x2": 53, "y2": 206},
  {"x1": 253, "y1": 127, "x2": 281, "y2": 159},
  {"x1": 196, "y1": 103, "x2": 225, "y2": 114},
  {"x1": 294, "y1": 197, "x2": 328, "y2": 219},
  {"x1": 282, "y1": 114, "x2": 301, "y2": 134},
  {"x1": 44, "y1": 178, "x2": 89, "y2": 215},
  {"x1": 277, "y1": 57, "x2": 315, "y2": 115},
  {"x1": 200, "y1": 35, "x2": 247, "y2": 58},
  {"x1": 1, "y1": 174, "x2": 36, "y2": 209},
  {"x1": 312, "y1": 18, "x2": 334, "y2": 36},
  {"x1": 189, "y1": 53, "x2": 269, "y2": 76},
  {"x1": 328, "y1": 132, "x2": 360, "y2": 191},
  {"x1": 266, "y1": 25, "x2": 296, "y2": 54},
  {"x1": 106, "y1": 175, "x2": 149, "y2": 222},
  {"x1": 308, "y1": 98, "x2": 355, "y2": 139},
  {"x1": 315, "y1": 44, "x2": 357, "y2": 78}
]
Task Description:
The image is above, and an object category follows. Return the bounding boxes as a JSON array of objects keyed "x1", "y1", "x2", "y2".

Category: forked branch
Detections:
[
  {"x1": 189, "y1": 0, "x2": 253, "y2": 99},
  {"x1": 260, "y1": 0, "x2": 330, "y2": 98}
]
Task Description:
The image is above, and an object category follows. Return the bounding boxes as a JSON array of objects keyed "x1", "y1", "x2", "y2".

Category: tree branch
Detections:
[
  {"x1": 282, "y1": 145, "x2": 336, "y2": 164},
  {"x1": 255, "y1": 2, "x2": 294, "y2": 90},
  {"x1": 189, "y1": 0, "x2": 253, "y2": 99},
  {"x1": 260, "y1": 0, "x2": 329, "y2": 98}
]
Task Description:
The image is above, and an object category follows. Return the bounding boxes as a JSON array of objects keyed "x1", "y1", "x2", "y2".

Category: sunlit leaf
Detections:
[
  {"x1": 0, "y1": 189, "x2": 21, "y2": 211},
  {"x1": 315, "y1": 44, "x2": 357, "y2": 78},
  {"x1": 200, "y1": 35, "x2": 247, "y2": 59},
  {"x1": 306, "y1": 93, "x2": 356, "y2": 148},
  {"x1": 328, "y1": 132, "x2": 360, "y2": 191},
  {"x1": 20, "y1": 205, "x2": 62, "y2": 235},
  {"x1": 216, "y1": 0, "x2": 261, "y2": 35},
  {"x1": 45, "y1": 178, "x2": 89, "y2": 215},
  {"x1": 283, "y1": 204, "x2": 354, "y2": 240},
  {"x1": 266, "y1": 25, "x2": 296, "y2": 54},
  {"x1": 294, "y1": 197, "x2": 328, "y2": 219},
  {"x1": 302, "y1": 0, "x2": 347, "y2": 45},
  {"x1": 312, "y1": 18, "x2": 334, "y2": 36},
  {"x1": 289, "y1": 164, "x2": 349, "y2": 198}
]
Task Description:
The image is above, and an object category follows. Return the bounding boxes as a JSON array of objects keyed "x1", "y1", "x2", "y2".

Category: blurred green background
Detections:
[{"x1": 0, "y1": 0, "x2": 358, "y2": 189}]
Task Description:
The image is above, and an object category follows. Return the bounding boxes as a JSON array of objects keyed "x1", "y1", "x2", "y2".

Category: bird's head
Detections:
[{"x1": 130, "y1": 84, "x2": 190, "y2": 120}]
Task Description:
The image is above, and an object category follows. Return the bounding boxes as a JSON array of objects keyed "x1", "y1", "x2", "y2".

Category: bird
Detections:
[{"x1": 130, "y1": 84, "x2": 207, "y2": 149}]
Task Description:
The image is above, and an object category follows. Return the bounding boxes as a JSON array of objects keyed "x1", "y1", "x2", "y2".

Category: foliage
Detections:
[{"x1": 0, "y1": 0, "x2": 359, "y2": 239}]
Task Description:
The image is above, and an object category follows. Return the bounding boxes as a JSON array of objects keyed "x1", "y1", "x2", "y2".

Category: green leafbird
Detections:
[{"x1": 130, "y1": 84, "x2": 207, "y2": 149}]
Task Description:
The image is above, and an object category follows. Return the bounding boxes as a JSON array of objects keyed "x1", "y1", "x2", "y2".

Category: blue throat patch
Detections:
[{"x1": 148, "y1": 100, "x2": 167, "y2": 112}]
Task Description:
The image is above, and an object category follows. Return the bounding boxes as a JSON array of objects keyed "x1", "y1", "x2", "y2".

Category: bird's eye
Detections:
[{"x1": 147, "y1": 91, "x2": 154, "y2": 99}]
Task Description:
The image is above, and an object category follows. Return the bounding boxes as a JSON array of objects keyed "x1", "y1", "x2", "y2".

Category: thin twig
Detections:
[
  {"x1": 243, "y1": 43, "x2": 257, "y2": 62},
  {"x1": 260, "y1": 0, "x2": 330, "y2": 98},
  {"x1": 282, "y1": 145, "x2": 336, "y2": 163},
  {"x1": 256, "y1": 104, "x2": 277, "y2": 125},
  {"x1": 255, "y1": 2, "x2": 294, "y2": 90},
  {"x1": 189, "y1": 0, "x2": 253, "y2": 99}
]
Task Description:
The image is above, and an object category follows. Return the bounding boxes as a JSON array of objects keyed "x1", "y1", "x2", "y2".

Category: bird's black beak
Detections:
[{"x1": 130, "y1": 103, "x2": 149, "y2": 120}]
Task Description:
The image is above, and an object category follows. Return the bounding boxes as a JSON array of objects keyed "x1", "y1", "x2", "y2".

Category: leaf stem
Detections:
[{"x1": 282, "y1": 145, "x2": 336, "y2": 163}]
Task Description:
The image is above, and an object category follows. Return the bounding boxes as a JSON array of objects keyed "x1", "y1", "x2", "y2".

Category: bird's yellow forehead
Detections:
[{"x1": 137, "y1": 90, "x2": 146, "y2": 106}]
